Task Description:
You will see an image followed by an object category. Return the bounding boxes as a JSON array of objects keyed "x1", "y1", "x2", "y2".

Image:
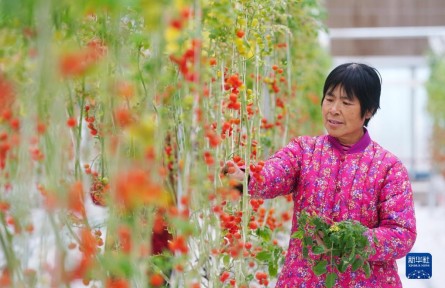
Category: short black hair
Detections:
[{"x1": 321, "y1": 63, "x2": 381, "y2": 127}]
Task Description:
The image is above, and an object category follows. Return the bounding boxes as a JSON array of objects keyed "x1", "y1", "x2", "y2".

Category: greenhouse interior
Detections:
[{"x1": 0, "y1": 0, "x2": 444, "y2": 287}]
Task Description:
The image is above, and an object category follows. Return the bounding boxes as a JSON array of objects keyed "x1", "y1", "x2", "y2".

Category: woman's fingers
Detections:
[
  {"x1": 220, "y1": 160, "x2": 234, "y2": 175},
  {"x1": 221, "y1": 161, "x2": 245, "y2": 181}
]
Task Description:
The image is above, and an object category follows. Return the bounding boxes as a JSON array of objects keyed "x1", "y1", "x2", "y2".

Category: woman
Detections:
[{"x1": 226, "y1": 63, "x2": 416, "y2": 287}]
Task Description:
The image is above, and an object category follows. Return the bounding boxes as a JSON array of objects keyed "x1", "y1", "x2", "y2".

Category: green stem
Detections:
[
  {"x1": 283, "y1": 12, "x2": 292, "y2": 145},
  {"x1": 137, "y1": 43, "x2": 158, "y2": 114},
  {"x1": 0, "y1": 215, "x2": 17, "y2": 278},
  {"x1": 74, "y1": 87, "x2": 85, "y2": 180},
  {"x1": 100, "y1": 136, "x2": 105, "y2": 178}
]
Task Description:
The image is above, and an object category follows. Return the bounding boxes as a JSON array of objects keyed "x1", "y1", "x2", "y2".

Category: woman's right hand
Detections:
[{"x1": 221, "y1": 160, "x2": 245, "y2": 182}]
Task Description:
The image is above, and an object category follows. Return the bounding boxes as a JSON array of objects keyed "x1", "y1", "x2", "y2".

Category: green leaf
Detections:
[
  {"x1": 151, "y1": 253, "x2": 173, "y2": 272},
  {"x1": 312, "y1": 245, "x2": 325, "y2": 255},
  {"x1": 303, "y1": 236, "x2": 314, "y2": 246},
  {"x1": 256, "y1": 251, "x2": 271, "y2": 261},
  {"x1": 351, "y1": 257, "x2": 364, "y2": 272},
  {"x1": 169, "y1": 217, "x2": 197, "y2": 235},
  {"x1": 332, "y1": 248, "x2": 342, "y2": 257},
  {"x1": 291, "y1": 230, "x2": 304, "y2": 239},
  {"x1": 273, "y1": 247, "x2": 283, "y2": 259},
  {"x1": 344, "y1": 236, "x2": 354, "y2": 249},
  {"x1": 326, "y1": 273, "x2": 338, "y2": 288},
  {"x1": 257, "y1": 227, "x2": 272, "y2": 242},
  {"x1": 312, "y1": 217, "x2": 328, "y2": 231},
  {"x1": 223, "y1": 255, "x2": 230, "y2": 266},
  {"x1": 336, "y1": 260, "x2": 348, "y2": 273},
  {"x1": 329, "y1": 233, "x2": 340, "y2": 243},
  {"x1": 302, "y1": 246, "x2": 309, "y2": 258},
  {"x1": 363, "y1": 261, "x2": 371, "y2": 278},
  {"x1": 260, "y1": 136, "x2": 272, "y2": 148},
  {"x1": 313, "y1": 260, "x2": 327, "y2": 276},
  {"x1": 269, "y1": 262, "x2": 278, "y2": 277},
  {"x1": 323, "y1": 236, "x2": 332, "y2": 248},
  {"x1": 99, "y1": 253, "x2": 133, "y2": 278}
]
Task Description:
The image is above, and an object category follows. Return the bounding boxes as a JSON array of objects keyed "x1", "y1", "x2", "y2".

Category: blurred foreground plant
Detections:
[{"x1": 0, "y1": 0, "x2": 330, "y2": 286}]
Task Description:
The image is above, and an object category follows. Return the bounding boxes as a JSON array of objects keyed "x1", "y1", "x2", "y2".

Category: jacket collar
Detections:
[{"x1": 327, "y1": 128, "x2": 371, "y2": 154}]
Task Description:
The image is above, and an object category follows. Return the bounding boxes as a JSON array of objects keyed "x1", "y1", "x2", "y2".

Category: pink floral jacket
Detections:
[{"x1": 248, "y1": 131, "x2": 417, "y2": 287}]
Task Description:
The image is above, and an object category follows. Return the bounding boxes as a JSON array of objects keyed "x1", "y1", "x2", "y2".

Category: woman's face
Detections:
[{"x1": 321, "y1": 85, "x2": 372, "y2": 145}]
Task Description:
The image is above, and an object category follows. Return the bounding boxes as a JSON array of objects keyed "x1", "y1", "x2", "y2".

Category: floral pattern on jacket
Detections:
[{"x1": 248, "y1": 131, "x2": 417, "y2": 287}]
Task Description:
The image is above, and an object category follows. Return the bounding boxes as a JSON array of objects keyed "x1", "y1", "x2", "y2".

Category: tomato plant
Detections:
[
  {"x1": 0, "y1": 0, "x2": 330, "y2": 286},
  {"x1": 292, "y1": 211, "x2": 376, "y2": 288}
]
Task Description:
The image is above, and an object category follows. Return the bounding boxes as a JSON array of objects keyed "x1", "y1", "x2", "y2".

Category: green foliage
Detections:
[
  {"x1": 0, "y1": 0, "x2": 330, "y2": 286},
  {"x1": 286, "y1": 0, "x2": 331, "y2": 137},
  {"x1": 254, "y1": 227, "x2": 284, "y2": 277},
  {"x1": 425, "y1": 53, "x2": 445, "y2": 175},
  {"x1": 325, "y1": 272, "x2": 337, "y2": 288},
  {"x1": 292, "y1": 211, "x2": 376, "y2": 287},
  {"x1": 426, "y1": 54, "x2": 445, "y2": 124},
  {"x1": 99, "y1": 253, "x2": 134, "y2": 278}
]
